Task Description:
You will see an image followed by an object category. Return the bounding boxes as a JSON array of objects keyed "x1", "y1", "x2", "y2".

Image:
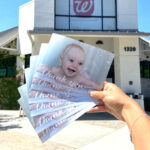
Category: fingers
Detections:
[
  {"x1": 99, "y1": 99, "x2": 104, "y2": 105},
  {"x1": 88, "y1": 106, "x2": 106, "y2": 113},
  {"x1": 104, "y1": 81, "x2": 108, "y2": 85},
  {"x1": 89, "y1": 91, "x2": 105, "y2": 100},
  {"x1": 103, "y1": 82, "x2": 113, "y2": 91}
]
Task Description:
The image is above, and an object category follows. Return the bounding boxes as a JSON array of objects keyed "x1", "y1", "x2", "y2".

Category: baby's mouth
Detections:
[{"x1": 67, "y1": 68, "x2": 76, "y2": 73}]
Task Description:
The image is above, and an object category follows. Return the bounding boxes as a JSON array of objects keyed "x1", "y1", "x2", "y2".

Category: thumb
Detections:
[{"x1": 89, "y1": 91, "x2": 105, "y2": 100}]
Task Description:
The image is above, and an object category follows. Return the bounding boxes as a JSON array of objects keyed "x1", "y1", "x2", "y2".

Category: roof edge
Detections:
[
  {"x1": 140, "y1": 37, "x2": 150, "y2": 46},
  {"x1": 28, "y1": 28, "x2": 150, "y2": 37}
]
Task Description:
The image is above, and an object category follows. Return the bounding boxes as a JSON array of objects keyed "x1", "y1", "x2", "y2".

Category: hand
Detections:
[{"x1": 89, "y1": 82, "x2": 132, "y2": 121}]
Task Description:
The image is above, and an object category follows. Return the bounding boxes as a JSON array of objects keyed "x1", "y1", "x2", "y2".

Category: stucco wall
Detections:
[
  {"x1": 19, "y1": 1, "x2": 34, "y2": 54},
  {"x1": 32, "y1": 34, "x2": 51, "y2": 55},
  {"x1": 31, "y1": 35, "x2": 114, "y2": 55},
  {"x1": 69, "y1": 37, "x2": 114, "y2": 53},
  {"x1": 114, "y1": 37, "x2": 141, "y2": 93}
]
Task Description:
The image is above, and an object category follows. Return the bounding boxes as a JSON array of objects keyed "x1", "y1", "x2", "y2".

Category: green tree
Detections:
[{"x1": 0, "y1": 77, "x2": 21, "y2": 109}]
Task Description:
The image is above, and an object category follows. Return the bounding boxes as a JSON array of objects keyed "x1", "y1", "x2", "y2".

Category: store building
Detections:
[
  {"x1": 18, "y1": 0, "x2": 150, "y2": 108},
  {"x1": 139, "y1": 37, "x2": 150, "y2": 106},
  {"x1": 0, "y1": 27, "x2": 20, "y2": 78}
]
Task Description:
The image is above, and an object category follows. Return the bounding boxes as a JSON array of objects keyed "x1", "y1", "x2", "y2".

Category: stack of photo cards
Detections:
[{"x1": 18, "y1": 33, "x2": 114, "y2": 143}]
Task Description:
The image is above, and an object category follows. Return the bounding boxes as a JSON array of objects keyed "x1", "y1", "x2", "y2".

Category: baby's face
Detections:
[{"x1": 61, "y1": 46, "x2": 85, "y2": 77}]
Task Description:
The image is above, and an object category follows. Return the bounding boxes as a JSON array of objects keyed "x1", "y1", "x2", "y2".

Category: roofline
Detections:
[
  {"x1": 0, "y1": 33, "x2": 18, "y2": 47},
  {"x1": 139, "y1": 37, "x2": 150, "y2": 46},
  {"x1": 0, "y1": 27, "x2": 18, "y2": 47},
  {"x1": 0, "y1": 26, "x2": 18, "y2": 33},
  {"x1": 28, "y1": 29, "x2": 150, "y2": 37}
]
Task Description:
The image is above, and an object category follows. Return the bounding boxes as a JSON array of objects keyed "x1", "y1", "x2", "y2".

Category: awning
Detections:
[{"x1": 28, "y1": 28, "x2": 150, "y2": 37}]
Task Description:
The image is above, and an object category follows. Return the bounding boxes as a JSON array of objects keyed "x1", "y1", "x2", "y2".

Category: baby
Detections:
[{"x1": 36, "y1": 44, "x2": 101, "y2": 90}]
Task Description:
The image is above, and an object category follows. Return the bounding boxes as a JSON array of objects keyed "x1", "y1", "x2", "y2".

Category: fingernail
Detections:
[{"x1": 88, "y1": 90, "x2": 94, "y2": 96}]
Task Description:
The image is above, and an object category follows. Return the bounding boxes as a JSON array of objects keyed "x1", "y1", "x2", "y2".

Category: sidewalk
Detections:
[{"x1": 0, "y1": 110, "x2": 134, "y2": 150}]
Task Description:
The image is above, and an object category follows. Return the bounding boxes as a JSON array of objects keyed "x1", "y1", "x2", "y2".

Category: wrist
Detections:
[{"x1": 122, "y1": 96, "x2": 145, "y2": 128}]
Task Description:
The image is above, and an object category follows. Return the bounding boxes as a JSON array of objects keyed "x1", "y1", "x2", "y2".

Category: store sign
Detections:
[{"x1": 73, "y1": 0, "x2": 94, "y2": 16}]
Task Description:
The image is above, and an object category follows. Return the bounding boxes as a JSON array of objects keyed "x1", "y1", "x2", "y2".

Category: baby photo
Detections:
[
  {"x1": 19, "y1": 33, "x2": 114, "y2": 143},
  {"x1": 36, "y1": 43, "x2": 100, "y2": 90}
]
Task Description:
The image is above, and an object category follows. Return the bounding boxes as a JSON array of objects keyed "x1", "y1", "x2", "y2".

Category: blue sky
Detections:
[
  {"x1": 0, "y1": 0, "x2": 31, "y2": 32},
  {"x1": 0, "y1": 0, "x2": 150, "y2": 32}
]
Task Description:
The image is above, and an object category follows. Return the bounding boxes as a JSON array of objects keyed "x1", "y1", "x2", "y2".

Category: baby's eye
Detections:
[
  {"x1": 78, "y1": 62, "x2": 83, "y2": 66},
  {"x1": 69, "y1": 59, "x2": 74, "y2": 63}
]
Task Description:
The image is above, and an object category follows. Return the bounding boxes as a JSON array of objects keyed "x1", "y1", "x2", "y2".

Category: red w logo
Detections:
[{"x1": 73, "y1": 0, "x2": 94, "y2": 16}]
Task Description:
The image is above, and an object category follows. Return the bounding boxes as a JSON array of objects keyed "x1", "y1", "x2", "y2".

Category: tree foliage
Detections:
[{"x1": 0, "y1": 77, "x2": 21, "y2": 109}]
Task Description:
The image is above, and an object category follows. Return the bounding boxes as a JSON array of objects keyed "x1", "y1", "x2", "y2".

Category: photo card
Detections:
[{"x1": 18, "y1": 33, "x2": 114, "y2": 142}]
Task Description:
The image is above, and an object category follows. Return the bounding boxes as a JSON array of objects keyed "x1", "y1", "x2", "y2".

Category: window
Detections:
[
  {"x1": 0, "y1": 55, "x2": 16, "y2": 78},
  {"x1": 25, "y1": 54, "x2": 31, "y2": 68},
  {"x1": 55, "y1": 0, "x2": 117, "y2": 31},
  {"x1": 140, "y1": 61, "x2": 150, "y2": 78}
]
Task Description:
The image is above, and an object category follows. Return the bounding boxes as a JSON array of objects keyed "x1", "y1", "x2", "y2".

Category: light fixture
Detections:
[
  {"x1": 79, "y1": 40, "x2": 84, "y2": 43},
  {"x1": 96, "y1": 40, "x2": 103, "y2": 44}
]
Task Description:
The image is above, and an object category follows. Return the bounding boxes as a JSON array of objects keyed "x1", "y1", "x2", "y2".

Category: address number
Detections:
[{"x1": 124, "y1": 47, "x2": 136, "y2": 52}]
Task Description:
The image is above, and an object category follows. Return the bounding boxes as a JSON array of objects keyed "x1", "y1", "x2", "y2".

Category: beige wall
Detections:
[
  {"x1": 69, "y1": 37, "x2": 114, "y2": 53},
  {"x1": 32, "y1": 35, "x2": 114, "y2": 55},
  {"x1": 32, "y1": 34, "x2": 51, "y2": 55},
  {"x1": 114, "y1": 37, "x2": 141, "y2": 93}
]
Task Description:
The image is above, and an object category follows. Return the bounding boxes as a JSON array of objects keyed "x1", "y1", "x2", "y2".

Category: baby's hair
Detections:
[{"x1": 61, "y1": 44, "x2": 85, "y2": 57}]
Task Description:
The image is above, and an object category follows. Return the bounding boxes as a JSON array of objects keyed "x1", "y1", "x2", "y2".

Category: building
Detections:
[
  {"x1": 18, "y1": 0, "x2": 150, "y2": 109},
  {"x1": 139, "y1": 37, "x2": 150, "y2": 110},
  {"x1": 0, "y1": 27, "x2": 30, "y2": 80},
  {"x1": 0, "y1": 27, "x2": 20, "y2": 77}
]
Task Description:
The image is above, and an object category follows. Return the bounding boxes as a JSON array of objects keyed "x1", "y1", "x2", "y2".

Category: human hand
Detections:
[{"x1": 89, "y1": 82, "x2": 133, "y2": 121}]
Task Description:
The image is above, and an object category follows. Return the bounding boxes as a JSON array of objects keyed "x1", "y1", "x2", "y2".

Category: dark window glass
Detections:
[
  {"x1": 0, "y1": 55, "x2": 16, "y2": 78},
  {"x1": 25, "y1": 54, "x2": 31, "y2": 68},
  {"x1": 107, "y1": 60, "x2": 114, "y2": 82},
  {"x1": 140, "y1": 61, "x2": 150, "y2": 78}
]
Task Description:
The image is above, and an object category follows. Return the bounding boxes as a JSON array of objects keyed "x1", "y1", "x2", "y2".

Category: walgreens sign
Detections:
[{"x1": 73, "y1": 0, "x2": 94, "y2": 16}]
